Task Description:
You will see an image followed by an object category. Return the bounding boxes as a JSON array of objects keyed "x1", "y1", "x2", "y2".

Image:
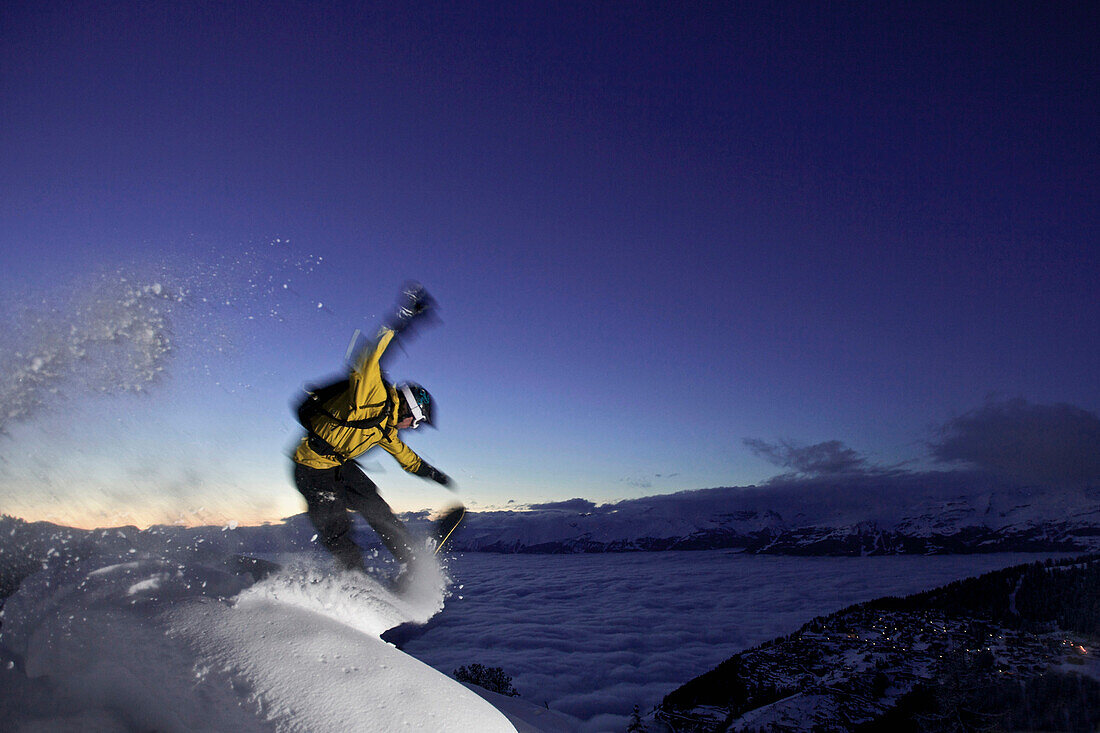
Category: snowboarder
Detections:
[{"x1": 291, "y1": 283, "x2": 461, "y2": 586}]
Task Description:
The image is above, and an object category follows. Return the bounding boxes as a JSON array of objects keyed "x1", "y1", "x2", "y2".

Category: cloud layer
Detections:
[
  {"x1": 744, "y1": 398, "x2": 1100, "y2": 489},
  {"x1": 930, "y1": 398, "x2": 1100, "y2": 486}
]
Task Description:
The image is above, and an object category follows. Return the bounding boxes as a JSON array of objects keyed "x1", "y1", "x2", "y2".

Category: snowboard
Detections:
[{"x1": 432, "y1": 504, "x2": 466, "y2": 555}]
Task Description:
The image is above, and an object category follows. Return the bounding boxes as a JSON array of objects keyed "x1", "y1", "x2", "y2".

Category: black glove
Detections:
[
  {"x1": 387, "y1": 282, "x2": 435, "y2": 334},
  {"x1": 415, "y1": 462, "x2": 452, "y2": 488}
]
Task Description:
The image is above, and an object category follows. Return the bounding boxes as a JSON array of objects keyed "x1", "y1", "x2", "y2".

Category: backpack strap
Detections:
[
  {"x1": 298, "y1": 380, "x2": 395, "y2": 463},
  {"x1": 311, "y1": 397, "x2": 391, "y2": 430}
]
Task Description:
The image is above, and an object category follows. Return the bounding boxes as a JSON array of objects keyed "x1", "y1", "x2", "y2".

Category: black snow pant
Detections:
[{"x1": 293, "y1": 461, "x2": 417, "y2": 572}]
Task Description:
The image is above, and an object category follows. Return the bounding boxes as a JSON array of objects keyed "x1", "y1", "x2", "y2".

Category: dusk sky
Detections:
[{"x1": 1, "y1": 1, "x2": 1097, "y2": 528}]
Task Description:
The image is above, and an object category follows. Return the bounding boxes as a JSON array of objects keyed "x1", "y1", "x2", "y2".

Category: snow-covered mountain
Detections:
[{"x1": 446, "y1": 474, "x2": 1100, "y2": 555}]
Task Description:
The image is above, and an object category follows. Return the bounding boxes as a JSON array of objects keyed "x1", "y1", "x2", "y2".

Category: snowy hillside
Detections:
[
  {"x1": 0, "y1": 523, "x2": 528, "y2": 732},
  {"x1": 653, "y1": 554, "x2": 1100, "y2": 731},
  {"x1": 447, "y1": 474, "x2": 1100, "y2": 555},
  {"x1": 0, "y1": 516, "x2": 1071, "y2": 731}
]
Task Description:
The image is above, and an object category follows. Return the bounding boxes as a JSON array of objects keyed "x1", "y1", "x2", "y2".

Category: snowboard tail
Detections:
[{"x1": 433, "y1": 505, "x2": 466, "y2": 555}]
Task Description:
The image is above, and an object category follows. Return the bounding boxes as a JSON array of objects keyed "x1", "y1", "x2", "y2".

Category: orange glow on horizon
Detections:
[{"x1": 9, "y1": 507, "x2": 294, "y2": 531}]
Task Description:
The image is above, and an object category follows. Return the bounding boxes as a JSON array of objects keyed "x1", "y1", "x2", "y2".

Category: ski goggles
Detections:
[{"x1": 400, "y1": 384, "x2": 427, "y2": 428}]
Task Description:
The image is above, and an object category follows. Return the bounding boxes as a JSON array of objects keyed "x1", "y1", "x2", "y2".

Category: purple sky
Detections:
[{"x1": 1, "y1": 1, "x2": 1097, "y2": 526}]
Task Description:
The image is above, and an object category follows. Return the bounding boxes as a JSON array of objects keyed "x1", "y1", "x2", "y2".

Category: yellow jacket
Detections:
[{"x1": 292, "y1": 327, "x2": 424, "y2": 472}]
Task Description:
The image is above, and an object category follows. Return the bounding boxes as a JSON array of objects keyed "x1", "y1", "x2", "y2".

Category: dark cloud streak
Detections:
[
  {"x1": 743, "y1": 438, "x2": 870, "y2": 477},
  {"x1": 527, "y1": 498, "x2": 599, "y2": 513}
]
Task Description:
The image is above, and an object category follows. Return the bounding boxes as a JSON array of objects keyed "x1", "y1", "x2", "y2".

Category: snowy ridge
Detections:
[
  {"x1": 443, "y1": 476, "x2": 1100, "y2": 555},
  {"x1": 234, "y1": 557, "x2": 447, "y2": 636},
  {"x1": 0, "y1": 537, "x2": 519, "y2": 732}
]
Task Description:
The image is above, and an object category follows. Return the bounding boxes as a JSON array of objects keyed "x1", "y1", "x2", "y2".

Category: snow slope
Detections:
[
  {"x1": 0, "y1": 548, "x2": 517, "y2": 732},
  {"x1": 0, "y1": 518, "x2": 1071, "y2": 731}
]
